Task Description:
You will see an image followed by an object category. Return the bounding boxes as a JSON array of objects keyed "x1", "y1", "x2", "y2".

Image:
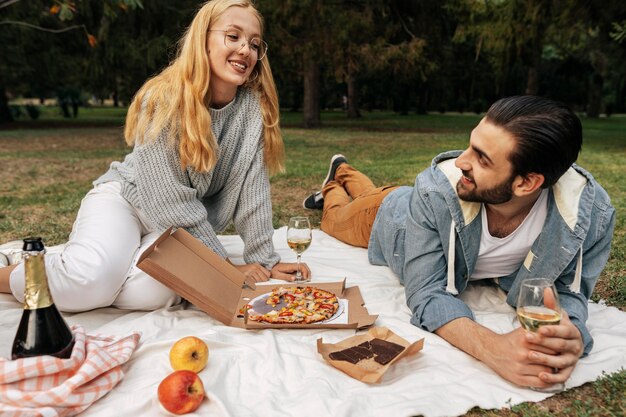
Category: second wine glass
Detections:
[
  {"x1": 286, "y1": 216, "x2": 312, "y2": 282},
  {"x1": 516, "y1": 277, "x2": 564, "y2": 392}
]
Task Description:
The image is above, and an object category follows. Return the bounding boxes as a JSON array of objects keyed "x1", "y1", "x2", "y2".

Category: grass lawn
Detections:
[{"x1": 0, "y1": 107, "x2": 624, "y2": 416}]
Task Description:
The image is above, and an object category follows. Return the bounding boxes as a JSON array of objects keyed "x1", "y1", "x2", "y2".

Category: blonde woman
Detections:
[{"x1": 0, "y1": 0, "x2": 309, "y2": 311}]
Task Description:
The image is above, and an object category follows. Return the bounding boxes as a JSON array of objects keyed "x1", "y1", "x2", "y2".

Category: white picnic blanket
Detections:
[{"x1": 1, "y1": 227, "x2": 625, "y2": 417}]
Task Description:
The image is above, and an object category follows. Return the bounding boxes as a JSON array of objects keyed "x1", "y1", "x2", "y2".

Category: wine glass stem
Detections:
[{"x1": 296, "y1": 254, "x2": 302, "y2": 278}]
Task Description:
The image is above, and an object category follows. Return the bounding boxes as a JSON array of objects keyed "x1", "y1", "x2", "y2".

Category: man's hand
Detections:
[
  {"x1": 485, "y1": 327, "x2": 558, "y2": 388},
  {"x1": 435, "y1": 316, "x2": 582, "y2": 388},
  {"x1": 270, "y1": 262, "x2": 311, "y2": 281},
  {"x1": 524, "y1": 309, "x2": 584, "y2": 385}
]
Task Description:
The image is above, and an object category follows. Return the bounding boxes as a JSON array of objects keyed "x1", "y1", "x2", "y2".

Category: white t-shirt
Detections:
[{"x1": 470, "y1": 189, "x2": 549, "y2": 280}]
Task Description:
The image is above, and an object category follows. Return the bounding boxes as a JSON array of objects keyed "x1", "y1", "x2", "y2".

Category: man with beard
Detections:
[{"x1": 302, "y1": 95, "x2": 615, "y2": 389}]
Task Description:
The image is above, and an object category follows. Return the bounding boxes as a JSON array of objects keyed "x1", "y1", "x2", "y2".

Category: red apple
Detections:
[{"x1": 157, "y1": 370, "x2": 205, "y2": 415}]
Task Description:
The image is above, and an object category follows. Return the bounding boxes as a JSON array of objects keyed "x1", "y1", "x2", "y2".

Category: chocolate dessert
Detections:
[
  {"x1": 329, "y1": 341, "x2": 374, "y2": 364},
  {"x1": 370, "y1": 338, "x2": 404, "y2": 365},
  {"x1": 329, "y1": 338, "x2": 404, "y2": 365}
]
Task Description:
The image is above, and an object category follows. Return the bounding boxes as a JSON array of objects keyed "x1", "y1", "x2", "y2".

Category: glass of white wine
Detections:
[
  {"x1": 286, "y1": 216, "x2": 312, "y2": 282},
  {"x1": 516, "y1": 277, "x2": 564, "y2": 392}
]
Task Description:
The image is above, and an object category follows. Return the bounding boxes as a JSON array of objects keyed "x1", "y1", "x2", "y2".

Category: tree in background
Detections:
[
  {"x1": 81, "y1": 0, "x2": 197, "y2": 107},
  {"x1": 549, "y1": 0, "x2": 626, "y2": 117},
  {"x1": 451, "y1": 0, "x2": 551, "y2": 98},
  {"x1": 261, "y1": 0, "x2": 435, "y2": 123},
  {"x1": 0, "y1": 0, "x2": 143, "y2": 121},
  {"x1": 260, "y1": 0, "x2": 329, "y2": 127},
  {"x1": 2, "y1": 0, "x2": 626, "y2": 124},
  {"x1": 609, "y1": 20, "x2": 626, "y2": 113},
  {"x1": 323, "y1": 0, "x2": 388, "y2": 119}
]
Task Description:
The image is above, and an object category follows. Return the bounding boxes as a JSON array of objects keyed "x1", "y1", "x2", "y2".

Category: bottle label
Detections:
[{"x1": 23, "y1": 253, "x2": 53, "y2": 309}]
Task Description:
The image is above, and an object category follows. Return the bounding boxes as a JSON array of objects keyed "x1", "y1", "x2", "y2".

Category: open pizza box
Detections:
[{"x1": 137, "y1": 228, "x2": 378, "y2": 330}]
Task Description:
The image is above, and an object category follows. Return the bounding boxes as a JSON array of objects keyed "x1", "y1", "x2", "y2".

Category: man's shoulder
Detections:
[
  {"x1": 552, "y1": 165, "x2": 613, "y2": 230},
  {"x1": 414, "y1": 151, "x2": 481, "y2": 226},
  {"x1": 416, "y1": 151, "x2": 461, "y2": 187}
]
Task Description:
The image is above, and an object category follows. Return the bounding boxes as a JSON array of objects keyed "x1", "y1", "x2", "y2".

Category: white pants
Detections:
[{"x1": 10, "y1": 182, "x2": 181, "y2": 312}]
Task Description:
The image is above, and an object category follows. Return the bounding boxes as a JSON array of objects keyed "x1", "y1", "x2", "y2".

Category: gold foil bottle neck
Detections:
[{"x1": 23, "y1": 251, "x2": 53, "y2": 310}]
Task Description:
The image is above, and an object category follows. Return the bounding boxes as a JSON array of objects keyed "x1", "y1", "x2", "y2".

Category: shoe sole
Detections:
[
  {"x1": 322, "y1": 154, "x2": 346, "y2": 189},
  {"x1": 302, "y1": 191, "x2": 323, "y2": 210}
]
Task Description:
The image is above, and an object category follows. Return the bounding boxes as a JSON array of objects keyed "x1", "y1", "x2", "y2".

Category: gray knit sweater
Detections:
[{"x1": 95, "y1": 88, "x2": 280, "y2": 268}]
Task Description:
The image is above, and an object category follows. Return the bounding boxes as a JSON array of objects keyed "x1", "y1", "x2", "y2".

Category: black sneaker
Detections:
[
  {"x1": 322, "y1": 154, "x2": 348, "y2": 188},
  {"x1": 303, "y1": 191, "x2": 324, "y2": 210}
]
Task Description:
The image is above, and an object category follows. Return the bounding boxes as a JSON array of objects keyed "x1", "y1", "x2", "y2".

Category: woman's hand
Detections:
[
  {"x1": 270, "y1": 262, "x2": 311, "y2": 282},
  {"x1": 231, "y1": 263, "x2": 271, "y2": 282}
]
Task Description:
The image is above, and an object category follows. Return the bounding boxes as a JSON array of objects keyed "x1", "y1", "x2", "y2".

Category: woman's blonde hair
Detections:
[{"x1": 124, "y1": 0, "x2": 284, "y2": 174}]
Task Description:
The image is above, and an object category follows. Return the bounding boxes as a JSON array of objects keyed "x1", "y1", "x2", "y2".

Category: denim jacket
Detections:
[{"x1": 369, "y1": 151, "x2": 615, "y2": 355}]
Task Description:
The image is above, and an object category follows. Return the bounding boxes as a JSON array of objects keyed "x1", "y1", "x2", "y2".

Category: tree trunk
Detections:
[
  {"x1": 468, "y1": 64, "x2": 475, "y2": 104},
  {"x1": 113, "y1": 74, "x2": 121, "y2": 107},
  {"x1": 396, "y1": 87, "x2": 409, "y2": 116},
  {"x1": 416, "y1": 85, "x2": 428, "y2": 115},
  {"x1": 302, "y1": 53, "x2": 320, "y2": 128},
  {"x1": 525, "y1": 66, "x2": 539, "y2": 95},
  {"x1": 617, "y1": 75, "x2": 626, "y2": 114},
  {"x1": 587, "y1": 73, "x2": 603, "y2": 118},
  {"x1": 290, "y1": 89, "x2": 301, "y2": 112},
  {"x1": 524, "y1": 14, "x2": 543, "y2": 95},
  {"x1": 524, "y1": 0, "x2": 547, "y2": 96},
  {"x1": 0, "y1": 86, "x2": 13, "y2": 124},
  {"x1": 346, "y1": 75, "x2": 361, "y2": 118}
]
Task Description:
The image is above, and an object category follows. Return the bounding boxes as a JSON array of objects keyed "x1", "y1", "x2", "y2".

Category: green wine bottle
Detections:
[{"x1": 11, "y1": 237, "x2": 75, "y2": 360}]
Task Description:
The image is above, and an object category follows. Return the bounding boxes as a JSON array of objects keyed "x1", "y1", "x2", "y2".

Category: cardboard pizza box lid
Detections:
[
  {"x1": 137, "y1": 227, "x2": 255, "y2": 327},
  {"x1": 137, "y1": 228, "x2": 377, "y2": 329}
]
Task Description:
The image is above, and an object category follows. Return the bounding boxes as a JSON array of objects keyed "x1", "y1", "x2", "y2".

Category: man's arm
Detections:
[
  {"x1": 403, "y1": 171, "x2": 585, "y2": 387},
  {"x1": 403, "y1": 176, "x2": 475, "y2": 332},
  {"x1": 555, "y1": 200, "x2": 616, "y2": 356},
  {"x1": 436, "y1": 312, "x2": 584, "y2": 388},
  {"x1": 436, "y1": 317, "x2": 551, "y2": 387}
]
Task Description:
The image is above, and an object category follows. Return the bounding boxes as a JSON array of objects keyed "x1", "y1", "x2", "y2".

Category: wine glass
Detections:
[
  {"x1": 516, "y1": 277, "x2": 564, "y2": 392},
  {"x1": 286, "y1": 216, "x2": 312, "y2": 282}
]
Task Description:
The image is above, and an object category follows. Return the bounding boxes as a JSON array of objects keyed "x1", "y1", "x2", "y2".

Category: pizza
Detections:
[{"x1": 245, "y1": 286, "x2": 339, "y2": 324}]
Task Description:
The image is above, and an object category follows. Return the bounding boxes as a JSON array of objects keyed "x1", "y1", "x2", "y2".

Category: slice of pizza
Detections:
[{"x1": 249, "y1": 286, "x2": 339, "y2": 324}]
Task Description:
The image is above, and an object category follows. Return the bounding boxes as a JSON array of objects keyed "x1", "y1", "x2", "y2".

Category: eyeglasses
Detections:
[{"x1": 209, "y1": 28, "x2": 268, "y2": 60}]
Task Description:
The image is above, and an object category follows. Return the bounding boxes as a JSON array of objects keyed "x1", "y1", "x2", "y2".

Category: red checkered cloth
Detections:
[{"x1": 0, "y1": 326, "x2": 141, "y2": 417}]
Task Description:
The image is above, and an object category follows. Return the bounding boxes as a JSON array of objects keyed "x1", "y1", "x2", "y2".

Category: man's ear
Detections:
[{"x1": 513, "y1": 173, "x2": 545, "y2": 196}]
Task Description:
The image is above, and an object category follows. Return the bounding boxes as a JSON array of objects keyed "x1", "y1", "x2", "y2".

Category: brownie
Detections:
[
  {"x1": 369, "y1": 338, "x2": 404, "y2": 365},
  {"x1": 329, "y1": 338, "x2": 405, "y2": 365},
  {"x1": 329, "y1": 341, "x2": 374, "y2": 364},
  {"x1": 329, "y1": 350, "x2": 360, "y2": 364}
]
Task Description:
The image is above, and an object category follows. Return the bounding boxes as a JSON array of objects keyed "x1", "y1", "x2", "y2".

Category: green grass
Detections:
[
  {"x1": 0, "y1": 107, "x2": 625, "y2": 415},
  {"x1": 5, "y1": 105, "x2": 127, "y2": 128}
]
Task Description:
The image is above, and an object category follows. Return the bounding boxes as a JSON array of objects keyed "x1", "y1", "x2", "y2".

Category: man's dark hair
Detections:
[{"x1": 485, "y1": 95, "x2": 582, "y2": 187}]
